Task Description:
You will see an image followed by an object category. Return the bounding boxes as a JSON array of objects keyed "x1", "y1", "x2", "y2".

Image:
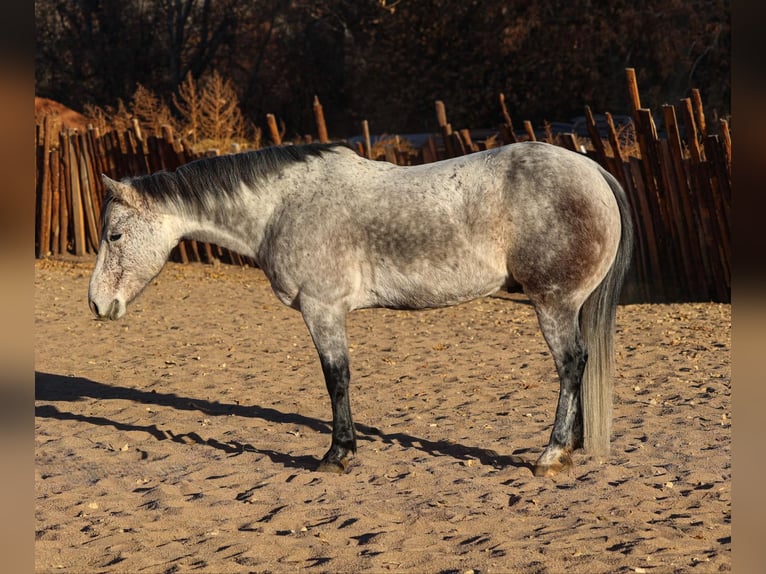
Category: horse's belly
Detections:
[{"x1": 360, "y1": 259, "x2": 507, "y2": 310}]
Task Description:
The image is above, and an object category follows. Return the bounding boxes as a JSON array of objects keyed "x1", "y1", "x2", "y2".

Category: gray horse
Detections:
[{"x1": 89, "y1": 141, "x2": 633, "y2": 477}]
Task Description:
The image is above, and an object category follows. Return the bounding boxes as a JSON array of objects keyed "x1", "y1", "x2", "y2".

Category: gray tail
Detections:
[{"x1": 580, "y1": 167, "x2": 634, "y2": 456}]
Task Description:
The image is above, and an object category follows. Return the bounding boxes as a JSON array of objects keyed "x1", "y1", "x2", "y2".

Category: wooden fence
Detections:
[
  {"x1": 34, "y1": 69, "x2": 730, "y2": 303},
  {"x1": 590, "y1": 70, "x2": 731, "y2": 303},
  {"x1": 34, "y1": 117, "x2": 257, "y2": 268}
]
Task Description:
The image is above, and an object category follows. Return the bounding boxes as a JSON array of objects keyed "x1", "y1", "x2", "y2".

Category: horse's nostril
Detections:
[{"x1": 89, "y1": 300, "x2": 99, "y2": 316}]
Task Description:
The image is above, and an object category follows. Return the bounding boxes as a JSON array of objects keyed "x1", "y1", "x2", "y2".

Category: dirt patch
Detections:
[
  {"x1": 35, "y1": 97, "x2": 89, "y2": 130},
  {"x1": 35, "y1": 259, "x2": 730, "y2": 573}
]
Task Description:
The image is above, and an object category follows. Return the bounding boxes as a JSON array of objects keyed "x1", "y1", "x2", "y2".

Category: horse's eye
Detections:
[{"x1": 108, "y1": 233, "x2": 122, "y2": 242}]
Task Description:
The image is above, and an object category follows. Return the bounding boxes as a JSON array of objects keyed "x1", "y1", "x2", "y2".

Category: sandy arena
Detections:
[{"x1": 35, "y1": 258, "x2": 730, "y2": 573}]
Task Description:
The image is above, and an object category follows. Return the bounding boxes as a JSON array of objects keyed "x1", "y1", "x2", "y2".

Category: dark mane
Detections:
[{"x1": 128, "y1": 142, "x2": 348, "y2": 213}]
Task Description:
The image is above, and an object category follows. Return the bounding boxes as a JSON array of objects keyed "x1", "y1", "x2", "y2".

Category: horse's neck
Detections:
[
  {"x1": 176, "y1": 176, "x2": 297, "y2": 261},
  {"x1": 183, "y1": 217, "x2": 259, "y2": 259}
]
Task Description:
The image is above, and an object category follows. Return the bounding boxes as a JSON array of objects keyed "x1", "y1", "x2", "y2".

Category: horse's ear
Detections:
[{"x1": 102, "y1": 174, "x2": 138, "y2": 204}]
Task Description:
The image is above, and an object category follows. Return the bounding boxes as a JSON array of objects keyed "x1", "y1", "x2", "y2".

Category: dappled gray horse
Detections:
[{"x1": 89, "y1": 141, "x2": 633, "y2": 477}]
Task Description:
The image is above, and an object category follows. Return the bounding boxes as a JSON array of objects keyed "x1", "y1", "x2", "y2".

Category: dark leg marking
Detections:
[
  {"x1": 547, "y1": 346, "x2": 588, "y2": 452},
  {"x1": 316, "y1": 356, "x2": 357, "y2": 474},
  {"x1": 530, "y1": 303, "x2": 589, "y2": 477}
]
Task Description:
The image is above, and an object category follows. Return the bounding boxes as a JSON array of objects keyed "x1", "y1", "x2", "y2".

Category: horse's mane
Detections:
[{"x1": 127, "y1": 142, "x2": 348, "y2": 215}]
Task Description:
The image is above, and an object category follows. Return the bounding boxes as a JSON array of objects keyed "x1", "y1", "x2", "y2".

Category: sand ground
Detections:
[{"x1": 35, "y1": 258, "x2": 730, "y2": 573}]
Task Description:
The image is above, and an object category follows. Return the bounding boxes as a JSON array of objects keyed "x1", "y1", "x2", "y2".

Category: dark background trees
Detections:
[{"x1": 35, "y1": 0, "x2": 730, "y2": 138}]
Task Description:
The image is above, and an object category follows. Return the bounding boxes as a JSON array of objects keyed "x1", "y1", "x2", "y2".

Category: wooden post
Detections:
[
  {"x1": 103, "y1": 131, "x2": 120, "y2": 176},
  {"x1": 435, "y1": 100, "x2": 448, "y2": 128},
  {"x1": 703, "y1": 135, "x2": 731, "y2": 294},
  {"x1": 147, "y1": 135, "x2": 161, "y2": 171},
  {"x1": 459, "y1": 129, "x2": 476, "y2": 153},
  {"x1": 362, "y1": 119, "x2": 372, "y2": 159},
  {"x1": 423, "y1": 136, "x2": 439, "y2": 163},
  {"x1": 131, "y1": 118, "x2": 143, "y2": 141},
  {"x1": 50, "y1": 148, "x2": 61, "y2": 255},
  {"x1": 434, "y1": 101, "x2": 455, "y2": 158},
  {"x1": 442, "y1": 122, "x2": 455, "y2": 156},
  {"x1": 313, "y1": 96, "x2": 329, "y2": 143},
  {"x1": 451, "y1": 132, "x2": 466, "y2": 156},
  {"x1": 58, "y1": 132, "x2": 70, "y2": 255},
  {"x1": 202, "y1": 242, "x2": 215, "y2": 264},
  {"x1": 719, "y1": 118, "x2": 731, "y2": 171},
  {"x1": 499, "y1": 124, "x2": 515, "y2": 145},
  {"x1": 656, "y1": 138, "x2": 688, "y2": 299},
  {"x1": 712, "y1": 123, "x2": 732, "y2": 204},
  {"x1": 584, "y1": 106, "x2": 608, "y2": 166},
  {"x1": 523, "y1": 120, "x2": 536, "y2": 141},
  {"x1": 88, "y1": 128, "x2": 107, "y2": 222},
  {"x1": 679, "y1": 98, "x2": 703, "y2": 162},
  {"x1": 123, "y1": 128, "x2": 138, "y2": 174},
  {"x1": 679, "y1": 99, "x2": 717, "y2": 295},
  {"x1": 625, "y1": 68, "x2": 641, "y2": 115},
  {"x1": 618, "y1": 163, "x2": 650, "y2": 301},
  {"x1": 174, "y1": 242, "x2": 190, "y2": 264},
  {"x1": 160, "y1": 124, "x2": 175, "y2": 143},
  {"x1": 77, "y1": 133, "x2": 100, "y2": 252},
  {"x1": 662, "y1": 103, "x2": 706, "y2": 298},
  {"x1": 157, "y1": 125, "x2": 183, "y2": 171},
  {"x1": 498, "y1": 92, "x2": 518, "y2": 144},
  {"x1": 558, "y1": 133, "x2": 579, "y2": 152},
  {"x1": 87, "y1": 127, "x2": 107, "y2": 216},
  {"x1": 543, "y1": 123, "x2": 554, "y2": 144},
  {"x1": 127, "y1": 122, "x2": 151, "y2": 174},
  {"x1": 67, "y1": 131, "x2": 86, "y2": 256},
  {"x1": 604, "y1": 112, "x2": 624, "y2": 163},
  {"x1": 603, "y1": 112, "x2": 627, "y2": 187},
  {"x1": 628, "y1": 156, "x2": 665, "y2": 300},
  {"x1": 691, "y1": 89, "x2": 706, "y2": 136},
  {"x1": 383, "y1": 144, "x2": 397, "y2": 164},
  {"x1": 187, "y1": 239, "x2": 201, "y2": 263},
  {"x1": 266, "y1": 113, "x2": 282, "y2": 145},
  {"x1": 37, "y1": 117, "x2": 53, "y2": 257},
  {"x1": 634, "y1": 108, "x2": 662, "y2": 206}
]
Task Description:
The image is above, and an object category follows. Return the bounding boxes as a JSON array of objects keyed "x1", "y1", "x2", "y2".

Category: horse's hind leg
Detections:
[
  {"x1": 530, "y1": 300, "x2": 587, "y2": 477},
  {"x1": 300, "y1": 298, "x2": 357, "y2": 474}
]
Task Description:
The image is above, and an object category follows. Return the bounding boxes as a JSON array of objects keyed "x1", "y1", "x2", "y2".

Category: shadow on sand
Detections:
[{"x1": 35, "y1": 371, "x2": 535, "y2": 473}]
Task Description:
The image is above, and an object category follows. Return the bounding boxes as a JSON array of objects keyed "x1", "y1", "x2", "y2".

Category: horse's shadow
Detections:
[{"x1": 35, "y1": 371, "x2": 534, "y2": 473}]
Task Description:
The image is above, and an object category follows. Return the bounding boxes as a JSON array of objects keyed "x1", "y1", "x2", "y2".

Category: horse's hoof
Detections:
[
  {"x1": 316, "y1": 456, "x2": 351, "y2": 474},
  {"x1": 533, "y1": 451, "x2": 572, "y2": 477}
]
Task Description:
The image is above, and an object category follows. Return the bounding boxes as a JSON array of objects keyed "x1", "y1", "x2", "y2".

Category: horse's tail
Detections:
[{"x1": 580, "y1": 167, "x2": 634, "y2": 456}]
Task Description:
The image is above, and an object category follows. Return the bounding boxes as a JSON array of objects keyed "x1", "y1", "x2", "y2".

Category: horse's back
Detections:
[
  {"x1": 355, "y1": 141, "x2": 622, "y2": 302},
  {"x1": 262, "y1": 142, "x2": 621, "y2": 311}
]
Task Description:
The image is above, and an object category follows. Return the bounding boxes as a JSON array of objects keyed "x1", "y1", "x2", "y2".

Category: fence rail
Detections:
[{"x1": 34, "y1": 69, "x2": 730, "y2": 303}]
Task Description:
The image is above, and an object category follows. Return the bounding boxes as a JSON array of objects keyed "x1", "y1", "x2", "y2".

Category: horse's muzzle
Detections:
[{"x1": 89, "y1": 298, "x2": 122, "y2": 321}]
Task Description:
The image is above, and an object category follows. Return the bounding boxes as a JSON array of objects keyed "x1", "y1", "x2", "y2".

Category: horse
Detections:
[{"x1": 88, "y1": 141, "x2": 633, "y2": 477}]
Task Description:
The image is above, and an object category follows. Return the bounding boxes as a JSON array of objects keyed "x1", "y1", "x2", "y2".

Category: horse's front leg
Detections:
[
  {"x1": 317, "y1": 355, "x2": 356, "y2": 473},
  {"x1": 300, "y1": 298, "x2": 356, "y2": 473}
]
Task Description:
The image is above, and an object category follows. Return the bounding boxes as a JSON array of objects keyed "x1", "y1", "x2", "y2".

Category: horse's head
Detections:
[{"x1": 88, "y1": 175, "x2": 180, "y2": 321}]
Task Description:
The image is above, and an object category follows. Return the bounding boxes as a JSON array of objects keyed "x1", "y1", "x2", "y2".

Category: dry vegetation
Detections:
[
  {"x1": 36, "y1": 1, "x2": 730, "y2": 139},
  {"x1": 84, "y1": 72, "x2": 260, "y2": 153}
]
